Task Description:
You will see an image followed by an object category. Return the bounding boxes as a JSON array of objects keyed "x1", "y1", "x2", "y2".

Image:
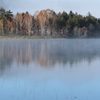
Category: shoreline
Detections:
[
  {"x1": 0, "y1": 35, "x2": 99, "y2": 39},
  {"x1": 0, "y1": 35, "x2": 67, "y2": 39}
]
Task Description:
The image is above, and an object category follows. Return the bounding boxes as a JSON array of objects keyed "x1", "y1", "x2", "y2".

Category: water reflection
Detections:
[
  {"x1": 0, "y1": 39, "x2": 100, "y2": 68},
  {"x1": 0, "y1": 39, "x2": 100, "y2": 100}
]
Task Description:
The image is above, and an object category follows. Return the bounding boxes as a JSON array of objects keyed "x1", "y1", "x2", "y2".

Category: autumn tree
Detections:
[
  {"x1": 0, "y1": 19, "x2": 4, "y2": 35},
  {"x1": 14, "y1": 13, "x2": 23, "y2": 35},
  {"x1": 37, "y1": 9, "x2": 57, "y2": 36},
  {"x1": 0, "y1": 8, "x2": 100, "y2": 37},
  {"x1": 23, "y1": 13, "x2": 33, "y2": 36}
]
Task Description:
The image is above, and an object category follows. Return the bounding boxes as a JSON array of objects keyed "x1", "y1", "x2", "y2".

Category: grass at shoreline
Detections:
[
  {"x1": 0, "y1": 35, "x2": 99, "y2": 39},
  {"x1": 0, "y1": 35, "x2": 67, "y2": 39}
]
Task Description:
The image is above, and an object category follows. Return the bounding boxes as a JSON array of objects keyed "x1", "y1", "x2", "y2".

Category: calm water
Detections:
[{"x1": 0, "y1": 39, "x2": 100, "y2": 100}]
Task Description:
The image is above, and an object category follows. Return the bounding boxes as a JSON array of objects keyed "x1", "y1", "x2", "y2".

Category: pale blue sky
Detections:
[{"x1": 1, "y1": 0, "x2": 100, "y2": 18}]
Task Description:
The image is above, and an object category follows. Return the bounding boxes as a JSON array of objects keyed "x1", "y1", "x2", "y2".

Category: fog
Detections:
[{"x1": 0, "y1": 39, "x2": 100, "y2": 71}]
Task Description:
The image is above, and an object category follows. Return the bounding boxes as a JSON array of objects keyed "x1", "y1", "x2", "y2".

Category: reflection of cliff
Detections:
[{"x1": 0, "y1": 39, "x2": 100, "y2": 69}]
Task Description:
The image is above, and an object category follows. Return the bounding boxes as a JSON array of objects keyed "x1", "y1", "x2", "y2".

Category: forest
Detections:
[{"x1": 0, "y1": 8, "x2": 100, "y2": 38}]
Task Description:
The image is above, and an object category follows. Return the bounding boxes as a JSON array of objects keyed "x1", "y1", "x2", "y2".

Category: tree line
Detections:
[{"x1": 0, "y1": 8, "x2": 100, "y2": 37}]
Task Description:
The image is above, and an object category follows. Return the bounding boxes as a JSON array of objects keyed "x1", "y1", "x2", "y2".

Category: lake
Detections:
[{"x1": 0, "y1": 39, "x2": 100, "y2": 100}]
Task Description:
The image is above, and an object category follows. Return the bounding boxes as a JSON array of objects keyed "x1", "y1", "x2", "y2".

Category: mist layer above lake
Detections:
[{"x1": 0, "y1": 39, "x2": 100, "y2": 100}]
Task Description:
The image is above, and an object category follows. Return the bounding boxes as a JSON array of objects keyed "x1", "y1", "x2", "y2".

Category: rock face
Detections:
[{"x1": 37, "y1": 9, "x2": 57, "y2": 36}]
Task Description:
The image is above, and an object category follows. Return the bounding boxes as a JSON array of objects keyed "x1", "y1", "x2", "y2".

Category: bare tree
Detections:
[{"x1": 14, "y1": 13, "x2": 23, "y2": 35}]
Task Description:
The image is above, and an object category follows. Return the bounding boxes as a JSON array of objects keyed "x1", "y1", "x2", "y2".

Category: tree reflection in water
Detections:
[{"x1": 0, "y1": 39, "x2": 100, "y2": 70}]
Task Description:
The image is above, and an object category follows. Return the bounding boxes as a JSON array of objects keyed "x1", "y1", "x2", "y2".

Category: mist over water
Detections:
[
  {"x1": 0, "y1": 39, "x2": 100, "y2": 68},
  {"x1": 0, "y1": 39, "x2": 100, "y2": 100}
]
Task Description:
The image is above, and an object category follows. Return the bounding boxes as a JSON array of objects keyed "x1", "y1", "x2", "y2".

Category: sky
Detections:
[{"x1": 0, "y1": 0, "x2": 100, "y2": 18}]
